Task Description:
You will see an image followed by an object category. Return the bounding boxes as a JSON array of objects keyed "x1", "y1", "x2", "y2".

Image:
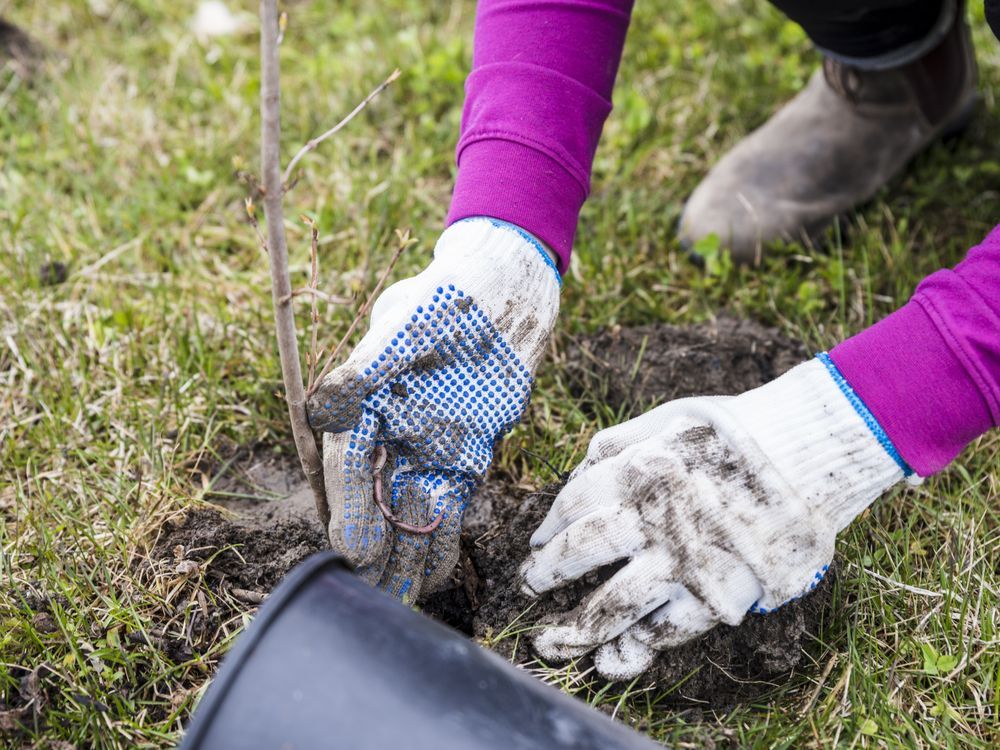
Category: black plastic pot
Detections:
[{"x1": 179, "y1": 552, "x2": 661, "y2": 749}]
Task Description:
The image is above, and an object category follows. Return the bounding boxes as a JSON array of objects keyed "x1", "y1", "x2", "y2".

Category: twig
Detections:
[
  {"x1": 259, "y1": 0, "x2": 329, "y2": 529},
  {"x1": 245, "y1": 198, "x2": 270, "y2": 258},
  {"x1": 282, "y1": 68, "x2": 400, "y2": 185},
  {"x1": 308, "y1": 228, "x2": 412, "y2": 392},
  {"x1": 278, "y1": 287, "x2": 351, "y2": 305},
  {"x1": 303, "y1": 216, "x2": 321, "y2": 388},
  {"x1": 230, "y1": 587, "x2": 268, "y2": 605}
]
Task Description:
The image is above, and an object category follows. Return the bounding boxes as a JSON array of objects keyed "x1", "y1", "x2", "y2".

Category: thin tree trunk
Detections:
[{"x1": 259, "y1": 0, "x2": 329, "y2": 530}]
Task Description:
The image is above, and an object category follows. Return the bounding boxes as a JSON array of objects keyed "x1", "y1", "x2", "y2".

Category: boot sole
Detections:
[{"x1": 939, "y1": 92, "x2": 980, "y2": 141}]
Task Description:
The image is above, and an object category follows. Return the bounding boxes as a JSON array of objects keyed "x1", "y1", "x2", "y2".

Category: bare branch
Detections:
[
  {"x1": 245, "y1": 197, "x2": 269, "y2": 254},
  {"x1": 282, "y1": 68, "x2": 400, "y2": 185},
  {"x1": 259, "y1": 0, "x2": 329, "y2": 530},
  {"x1": 276, "y1": 10, "x2": 287, "y2": 45},
  {"x1": 278, "y1": 287, "x2": 351, "y2": 305},
  {"x1": 309, "y1": 228, "x2": 413, "y2": 393},
  {"x1": 304, "y1": 216, "x2": 321, "y2": 388}
]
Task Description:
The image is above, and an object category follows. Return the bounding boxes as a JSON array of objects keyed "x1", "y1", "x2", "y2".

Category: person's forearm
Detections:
[
  {"x1": 446, "y1": 0, "x2": 634, "y2": 273},
  {"x1": 830, "y1": 226, "x2": 1000, "y2": 475}
]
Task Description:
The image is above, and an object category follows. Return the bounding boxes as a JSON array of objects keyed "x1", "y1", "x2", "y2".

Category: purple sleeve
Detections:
[
  {"x1": 831, "y1": 226, "x2": 1000, "y2": 476},
  {"x1": 445, "y1": 0, "x2": 634, "y2": 273}
]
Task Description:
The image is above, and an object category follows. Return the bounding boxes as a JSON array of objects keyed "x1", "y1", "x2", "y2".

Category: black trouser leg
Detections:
[
  {"x1": 768, "y1": 0, "x2": 948, "y2": 59},
  {"x1": 987, "y1": 0, "x2": 1000, "y2": 40}
]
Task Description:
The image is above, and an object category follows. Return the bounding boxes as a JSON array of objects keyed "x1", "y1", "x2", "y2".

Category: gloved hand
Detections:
[
  {"x1": 307, "y1": 218, "x2": 560, "y2": 601},
  {"x1": 520, "y1": 354, "x2": 919, "y2": 680}
]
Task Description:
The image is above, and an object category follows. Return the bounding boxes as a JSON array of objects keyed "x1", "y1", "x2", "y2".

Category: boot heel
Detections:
[{"x1": 940, "y1": 94, "x2": 980, "y2": 141}]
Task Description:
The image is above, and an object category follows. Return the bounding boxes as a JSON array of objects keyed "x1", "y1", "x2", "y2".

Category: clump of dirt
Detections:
[
  {"x1": 153, "y1": 444, "x2": 327, "y2": 593},
  {"x1": 153, "y1": 509, "x2": 325, "y2": 593},
  {"x1": 38, "y1": 260, "x2": 68, "y2": 287},
  {"x1": 142, "y1": 447, "x2": 327, "y2": 666},
  {"x1": 424, "y1": 317, "x2": 830, "y2": 707}
]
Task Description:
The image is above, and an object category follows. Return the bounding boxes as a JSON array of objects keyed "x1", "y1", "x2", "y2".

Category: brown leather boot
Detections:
[{"x1": 679, "y1": 3, "x2": 978, "y2": 265}]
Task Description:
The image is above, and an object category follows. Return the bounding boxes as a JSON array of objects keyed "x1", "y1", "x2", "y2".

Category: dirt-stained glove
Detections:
[
  {"x1": 307, "y1": 218, "x2": 560, "y2": 601},
  {"x1": 520, "y1": 354, "x2": 919, "y2": 680}
]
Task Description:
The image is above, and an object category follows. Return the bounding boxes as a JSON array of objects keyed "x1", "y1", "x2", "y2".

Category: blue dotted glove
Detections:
[{"x1": 307, "y1": 219, "x2": 561, "y2": 600}]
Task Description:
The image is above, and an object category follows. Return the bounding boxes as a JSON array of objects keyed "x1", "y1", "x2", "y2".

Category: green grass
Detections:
[{"x1": 1, "y1": 1, "x2": 998, "y2": 747}]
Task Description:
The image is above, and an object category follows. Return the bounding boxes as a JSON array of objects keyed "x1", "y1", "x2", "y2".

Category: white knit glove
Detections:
[
  {"x1": 520, "y1": 355, "x2": 919, "y2": 680},
  {"x1": 307, "y1": 218, "x2": 560, "y2": 601}
]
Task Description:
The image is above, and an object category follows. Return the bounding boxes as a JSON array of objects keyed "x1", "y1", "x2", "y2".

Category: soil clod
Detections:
[{"x1": 38, "y1": 261, "x2": 68, "y2": 287}]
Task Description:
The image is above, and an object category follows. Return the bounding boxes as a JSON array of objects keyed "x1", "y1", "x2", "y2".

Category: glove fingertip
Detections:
[
  {"x1": 530, "y1": 626, "x2": 590, "y2": 663},
  {"x1": 518, "y1": 555, "x2": 556, "y2": 598},
  {"x1": 593, "y1": 633, "x2": 655, "y2": 682},
  {"x1": 519, "y1": 577, "x2": 540, "y2": 599},
  {"x1": 528, "y1": 526, "x2": 553, "y2": 548},
  {"x1": 307, "y1": 368, "x2": 369, "y2": 431}
]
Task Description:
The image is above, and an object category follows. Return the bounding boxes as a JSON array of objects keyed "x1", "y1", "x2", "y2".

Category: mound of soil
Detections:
[
  {"x1": 562, "y1": 316, "x2": 807, "y2": 411},
  {"x1": 153, "y1": 446, "x2": 327, "y2": 599},
  {"x1": 154, "y1": 319, "x2": 828, "y2": 709},
  {"x1": 154, "y1": 508, "x2": 325, "y2": 594},
  {"x1": 146, "y1": 448, "x2": 327, "y2": 664}
]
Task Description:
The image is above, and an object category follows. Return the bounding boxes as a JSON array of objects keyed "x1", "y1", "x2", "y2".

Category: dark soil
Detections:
[
  {"x1": 562, "y1": 316, "x2": 807, "y2": 410},
  {"x1": 153, "y1": 508, "x2": 325, "y2": 594},
  {"x1": 152, "y1": 441, "x2": 327, "y2": 596},
  {"x1": 38, "y1": 261, "x2": 68, "y2": 287},
  {"x1": 145, "y1": 446, "x2": 327, "y2": 665},
  {"x1": 154, "y1": 318, "x2": 829, "y2": 709}
]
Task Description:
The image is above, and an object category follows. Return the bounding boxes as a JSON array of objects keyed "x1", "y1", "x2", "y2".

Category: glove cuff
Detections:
[
  {"x1": 435, "y1": 217, "x2": 562, "y2": 285},
  {"x1": 429, "y1": 218, "x2": 561, "y2": 370},
  {"x1": 722, "y1": 356, "x2": 914, "y2": 532}
]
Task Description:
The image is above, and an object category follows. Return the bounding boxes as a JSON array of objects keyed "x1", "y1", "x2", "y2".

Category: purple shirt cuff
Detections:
[
  {"x1": 446, "y1": 139, "x2": 584, "y2": 273},
  {"x1": 831, "y1": 302, "x2": 983, "y2": 475},
  {"x1": 832, "y1": 227, "x2": 1000, "y2": 476}
]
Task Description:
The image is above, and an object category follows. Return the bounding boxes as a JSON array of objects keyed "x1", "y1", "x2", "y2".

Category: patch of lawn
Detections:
[{"x1": 1, "y1": 1, "x2": 997, "y2": 747}]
